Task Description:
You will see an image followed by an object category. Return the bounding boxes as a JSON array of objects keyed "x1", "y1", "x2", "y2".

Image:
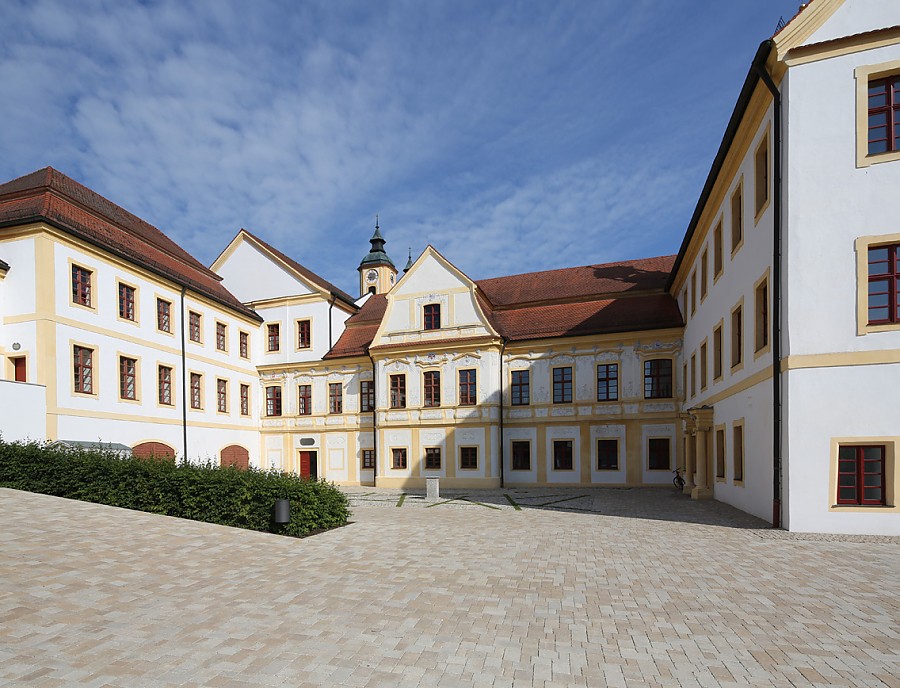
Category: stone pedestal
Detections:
[{"x1": 426, "y1": 478, "x2": 440, "y2": 499}]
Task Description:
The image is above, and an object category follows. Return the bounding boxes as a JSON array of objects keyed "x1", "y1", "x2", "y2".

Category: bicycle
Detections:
[{"x1": 673, "y1": 466, "x2": 685, "y2": 490}]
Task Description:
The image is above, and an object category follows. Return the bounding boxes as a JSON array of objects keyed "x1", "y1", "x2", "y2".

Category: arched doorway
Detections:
[
  {"x1": 132, "y1": 441, "x2": 176, "y2": 460},
  {"x1": 220, "y1": 445, "x2": 249, "y2": 470}
]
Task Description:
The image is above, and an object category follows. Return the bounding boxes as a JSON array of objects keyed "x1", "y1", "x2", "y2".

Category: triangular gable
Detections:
[
  {"x1": 369, "y1": 245, "x2": 500, "y2": 349},
  {"x1": 773, "y1": 0, "x2": 849, "y2": 58},
  {"x1": 798, "y1": 0, "x2": 897, "y2": 49}
]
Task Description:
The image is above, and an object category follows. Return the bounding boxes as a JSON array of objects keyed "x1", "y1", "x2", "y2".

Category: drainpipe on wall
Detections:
[
  {"x1": 367, "y1": 350, "x2": 378, "y2": 487},
  {"x1": 179, "y1": 285, "x2": 188, "y2": 462},
  {"x1": 328, "y1": 293, "x2": 337, "y2": 350},
  {"x1": 498, "y1": 338, "x2": 508, "y2": 488},
  {"x1": 753, "y1": 45, "x2": 783, "y2": 529}
]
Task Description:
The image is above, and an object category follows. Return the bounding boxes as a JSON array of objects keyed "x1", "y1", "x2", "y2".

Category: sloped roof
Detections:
[
  {"x1": 0, "y1": 167, "x2": 260, "y2": 321},
  {"x1": 237, "y1": 229, "x2": 357, "y2": 306},
  {"x1": 323, "y1": 325, "x2": 380, "y2": 359},
  {"x1": 0, "y1": 257, "x2": 8, "y2": 271},
  {"x1": 347, "y1": 293, "x2": 387, "y2": 324}
]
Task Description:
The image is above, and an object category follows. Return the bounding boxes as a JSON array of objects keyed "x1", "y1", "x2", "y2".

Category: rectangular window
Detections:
[
  {"x1": 190, "y1": 373, "x2": 202, "y2": 409},
  {"x1": 362, "y1": 449, "x2": 375, "y2": 470},
  {"x1": 329, "y1": 383, "x2": 343, "y2": 414},
  {"x1": 868, "y1": 76, "x2": 900, "y2": 155},
  {"x1": 700, "y1": 341, "x2": 708, "y2": 391},
  {"x1": 240, "y1": 384, "x2": 250, "y2": 416},
  {"x1": 716, "y1": 428, "x2": 726, "y2": 479},
  {"x1": 596, "y1": 364, "x2": 618, "y2": 401},
  {"x1": 690, "y1": 353, "x2": 696, "y2": 398},
  {"x1": 390, "y1": 374, "x2": 406, "y2": 409},
  {"x1": 597, "y1": 439, "x2": 618, "y2": 471},
  {"x1": 731, "y1": 306, "x2": 743, "y2": 368},
  {"x1": 755, "y1": 134, "x2": 769, "y2": 217},
  {"x1": 214, "y1": 323, "x2": 226, "y2": 351},
  {"x1": 713, "y1": 221, "x2": 723, "y2": 277},
  {"x1": 73, "y1": 346, "x2": 93, "y2": 394},
  {"x1": 118, "y1": 283, "x2": 135, "y2": 321},
  {"x1": 189, "y1": 312, "x2": 201, "y2": 343},
  {"x1": 391, "y1": 448, "x2": 407, "y2": 470},
  {"x1": 459, "y1": 369, "x2": 476, "y2": 406},
  {"x1": 423, "y1": 371, "x2": 441, "y2": 407},
  {"x1": 157, "y1": 299, "x2": 171, "y2": 332},
  {"x1": 460, "y1": 446, "x2": 478, "y2": 470},
  {"x1": 552, "y1": 367, "x2": 572, "y2": 404},
  {"x1": 644, "y1": 359, "x2": 673, "y2": 399},
  {"x1": 72, "y1": 265, "x2": 92, "y2": 307},
  {"x1": 553, "y1": 440, "x2": 573, "y2": 471},
  {"x1": 511, "y1": 370, "x2": 530, "y2": 406},
  {"x1": 755, "y1": 281, "x2": 769, "y2": 351},
  {"x1": 119, "y1": 356, "x2": 137, "y2": 400},
  {"x1": 360, "y1": 379, "x2": 375, "y2": 412},
  {"x1": 423, "y1": 304, "x2": 441, "y2": 330},
  {"x1": 690, "y1": 271, "x2": 697, "y2": 315},
  {"x1": 297, "y1": 320, "x2": 311, "y2": 349},
  {"x1": 12, "y1": 357, "x2": 26, "y2": 382},
  {"x1": 837, "y1": 445, "x2": 886, "y2": 505},
  {"x1": 511, "y1": 441, "x2": 530, "y2": 471},
  {"x1": 867, "y1": 244, "x2": 900, "y2": 324},
  {"x1": 217, "y1": 379, "x2": 228, "y2": 413},
  {"x1": 266, "y1": 386, "x2": 282, "y2": 416},
  {"x1": 267, "y1": 323, "x2": 280, "y2": 352},
  {"x1": 733, "y1": 424, "x2": 744, "y2": 482},
  {"x1": 158, "y1": 365, "x2": 172, "y2": 405},
  {"x1": 239, "y1": 332, "x2": 249, "y2": 359},
  {"x1": 713, "y1": 324, "x2": 723, "y2": 380},
  {"x1": 731, "y1": 182, "x2": 743, "y2": 251},
  {"x1": 700, "y1": 249, "x2": 708, "y2": 300},
  {"x1": 648, "y1": 438, "x2": 671, "y2": 471},
  {"x1": 298, "y1": 385, "x2": 311, "y2": 415},
  {"x1": 424, "y1": 447, "x2": 441, "y2": 470}
]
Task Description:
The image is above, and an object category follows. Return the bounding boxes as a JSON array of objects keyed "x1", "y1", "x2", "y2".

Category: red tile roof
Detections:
[
  {"x1": 238, "y1": 229, "x2": 357, "y2": 307},
  {"x1": 0, "y1": 168, "x2": 260, "y2": 321},
  {"x1": 346, "y1": 293, "x2": 387, "y2": 324},
  {"x1": 323, "y1": 325, "x2": 380, "y2": 359}
]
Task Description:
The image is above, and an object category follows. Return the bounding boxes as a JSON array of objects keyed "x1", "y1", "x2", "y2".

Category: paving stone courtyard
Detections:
[{"x1": 1, "y1": 486, "x2": 898, "y2": 687}]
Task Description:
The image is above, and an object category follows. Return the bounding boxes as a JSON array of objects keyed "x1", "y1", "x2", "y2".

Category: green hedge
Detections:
[{"x1": 0, "y1": 439, "x2": 350, "y2": 537}]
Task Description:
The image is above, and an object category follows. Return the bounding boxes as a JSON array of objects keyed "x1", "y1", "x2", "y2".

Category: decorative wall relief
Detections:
[{"x1": 326, "y1": 435, "x2": 346, "y2": 447}]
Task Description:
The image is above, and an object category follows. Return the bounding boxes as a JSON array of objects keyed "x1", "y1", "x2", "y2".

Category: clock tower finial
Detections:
[{"x1": 358, "y1": 217, "x2": 397, "y2": 297}]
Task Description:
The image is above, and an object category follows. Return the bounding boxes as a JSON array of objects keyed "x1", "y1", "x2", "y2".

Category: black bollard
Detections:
[{"x1": 274, "y1": 499, "x2": 290, "y2": 524}]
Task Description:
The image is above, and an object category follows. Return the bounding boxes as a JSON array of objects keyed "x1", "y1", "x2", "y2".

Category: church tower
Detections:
[{"x1": 358, "y1": 216, "x2": 398, "y2": 297}]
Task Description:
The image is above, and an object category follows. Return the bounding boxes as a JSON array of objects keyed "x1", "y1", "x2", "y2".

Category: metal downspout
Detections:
[
  {"x1": 499, "y1": 338, "x2": 508, "y2": 488},
  {"x1": 328, "y1": 293, "x2": 337, "y2": 350},
  {"x1": 753, "y1": 51, "x2": 783, "y2": 529},
  {"x1": 180, "y1": 285, "x2": 188, "y2": 461},
  {"x1": 367, "y1": 351, "x2": 378, "y2": 487}
]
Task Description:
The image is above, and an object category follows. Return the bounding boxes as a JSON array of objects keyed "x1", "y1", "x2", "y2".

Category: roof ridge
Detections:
[{"x1": 475, "y1": 254, "x2": 677, "y2": 284}]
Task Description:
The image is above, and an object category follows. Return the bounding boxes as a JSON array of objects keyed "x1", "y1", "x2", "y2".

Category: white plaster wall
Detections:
[
  {"x1": 503, "y1": 426, "x2": 537, "y2": 483},
  {"x1": 641, "y1": 423, "x2": 676, "y2": 485},
  {"x1": 590, "y1": 424, "x2": 626, "y2": 484},
  {"x1": 216, "y1": 240, "x2": 312, "y2": 303},
  {"x1": 3, "y1": 322, "x2": 37, "y2": 382},
  {"x1": 0, "y1": 379, "x2": 46, "y2": 442},
  {"x1": 256, "y1": 300, "x2": 350, "y2": 366},
  {"x1": 802, "y1": 0, "x2": 900, "y2": 47},
  {"x1": 1, "y1": 237, "x2": 36, "y2": 315},
  {"x1": 383, "y1": 428, "x2": 412, "y2": 478},
  {"x1": 544, "y1": 425, "x2": 581, "y2": 484},
  {"x1": 357, "y1": 431, "x2": 375, "y2": 482},
  {"x1": 455, "y1": 426, "x2": 486, "y2": 477},
  {"x1": 398, "y1": 254, "x2": 466, "y2": 294},
  {"x1": 418, "y1": 427, "x2": 447, "y2": 478},
  {"x1": 325, "y1": 432, "x2": 349, "y2": 482}
]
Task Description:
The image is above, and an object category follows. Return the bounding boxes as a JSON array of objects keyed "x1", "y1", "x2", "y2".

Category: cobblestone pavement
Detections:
[{"x1": 1, "y1": 487, "x2": 899, "y2": 687}]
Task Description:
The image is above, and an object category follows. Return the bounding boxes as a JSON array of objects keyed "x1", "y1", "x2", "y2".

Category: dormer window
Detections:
[{"x1": 424, "y1": 304, "x2": 440, "y2": 330}]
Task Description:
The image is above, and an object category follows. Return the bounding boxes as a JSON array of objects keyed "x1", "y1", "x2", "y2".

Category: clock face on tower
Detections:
[
  {"x1": 366, "y1": 269, "x2": 378, "y2": 284},
  {"x1": 389, "y1": 273, "x2": 395, "y2": 284}
]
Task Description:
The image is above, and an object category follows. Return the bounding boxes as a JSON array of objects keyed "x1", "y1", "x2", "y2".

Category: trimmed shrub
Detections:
[{"x1": 0, "y1": 439, "x2": 350, "y2": 537}]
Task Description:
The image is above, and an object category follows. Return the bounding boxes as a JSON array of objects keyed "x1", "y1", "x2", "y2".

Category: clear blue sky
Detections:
[{"x1": 0, "y1": 0, "x2": 804, "y2": 296}]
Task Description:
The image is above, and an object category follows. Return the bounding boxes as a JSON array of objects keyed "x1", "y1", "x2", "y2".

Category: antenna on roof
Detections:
[{"x1": 775, "y1": 15, "x2": 786, "y2": 31}]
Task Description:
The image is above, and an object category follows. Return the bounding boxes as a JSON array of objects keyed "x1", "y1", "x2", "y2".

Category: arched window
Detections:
[
  {"x1": 132, "y1": 441, "x2": 176, "y2": 460},
  {"x1": 220, "y1": 445, "x2": 249, "y2": 470}
]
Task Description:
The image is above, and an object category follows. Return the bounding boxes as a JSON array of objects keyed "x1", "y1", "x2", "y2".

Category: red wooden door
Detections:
[
  {"x1": 132, "y1": 442, "x2": 176, "y2": 460},
  {"x1": 220, "y1": 445, "x2": 249, "y2": 470},
  {"x1": 13, "y1": 357, "x2": 26, "y2": 382},
  {"x1": 298, "y1": 451, "x2": 317, "y2": 479}
]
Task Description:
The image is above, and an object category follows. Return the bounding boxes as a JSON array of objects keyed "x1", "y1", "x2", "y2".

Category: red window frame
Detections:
[
  {"x1": 239, "y1": 332, "x2": 249, "y2": 359},
  {"x1": 391, "y1": 448, "x2": 407, "y2": 470},
  {"x1": 217, "y1": 379, "x2": 227, "y2": 412},
  {"x1": 597, "y1": 364, "x2": 618, "y2": 401},
  {"x1": 266, "y1": 386, "x2": 282, "y2": 417},
  {"x1": 460, "y1": 446, "x2": 478, "y2": 470},
  {"x1": 119, "y1": 356, "x2": 136, "y2": 400},
  {"x1": 423, "y1": 371, "x2": 441, "y2": 407},
  {"x1": 362, "y1": 449, "x2": 375, "y2": 469},
  {"x1": 644, "y1": 359, "x2": 673, "y2": 399},
  {"x1": 190, "y1": 373, "x2": 202, "y2": 409},
  {"x1": 297, "y1": 320, "x2": 311, "y2": 349},
  {"x1": 118, "y1": 284, "x2": 135, "y2": 321},
  {"x1": 157, "y1": 299, "x2": 171, "y2": 332},
  {"x1": 329, "y1": 383, "x2": 343, "y2": 414},
  {"x1": 73, "y1": 346, "x2": 93, "y2": 394},
  {"x1": 298, "y1": 385, "x2": 311, "y2": 415},
  {"x1": 360, "y1": 380, "x2": 375, "y2": 412},
  {"x1": 511, "y1": 441, "x2": 530, "y2": 471},
  {"x1": 390, "y1": 374, "x2": 406, "y2": 409},
  {"x1": 424, "y1": 447, "x2": 441, "y2": 470},
  {"x1": 240, "y1": 384, "x2": 250, "y2": 416},
  {"x1": 216, "y1": 323, "x2": 227, "y2": 351},
  {"x1": 837, "y1": 445, "x2": 886, "y2": 506},
  {"x1": 597, "y1": 439, "x2": 618, "y2": 470},
  {"x1": 868, "y1": 75, "x2": 900, "y2": 155},
  {"x1": 459, "y1": 369, "x2": 476, "y2": 406},
  {"x1": 648, "y1": 438, "x2": 671, "y2": 471},
  {"x1": 510, "y1": 370, "x2": 529, "y2": 406},
  {"x1": 189, "y1": 312, "x2": 201, "y2": 343},
  {"x1": 553, "y1": 440, "x2": 573, "y2": 471},
  {"x1": 72, "y1": 265, "x2": 91, "y2": 307},
  {"x1": 158, "y1": 365, "x2": 172, "y2": 405},
  {"x1": 868, "y1": 244, "x2": 900, "y2": 324},
  {"x1": 267, "y1": 323, "x2": 280, "y2": 352},
  {"x1": 552, "y1": 367, "x2": 572, "y2": 404},
  {"x1": 424, "y1": 304, "x2": 441, "y2": 330}
]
